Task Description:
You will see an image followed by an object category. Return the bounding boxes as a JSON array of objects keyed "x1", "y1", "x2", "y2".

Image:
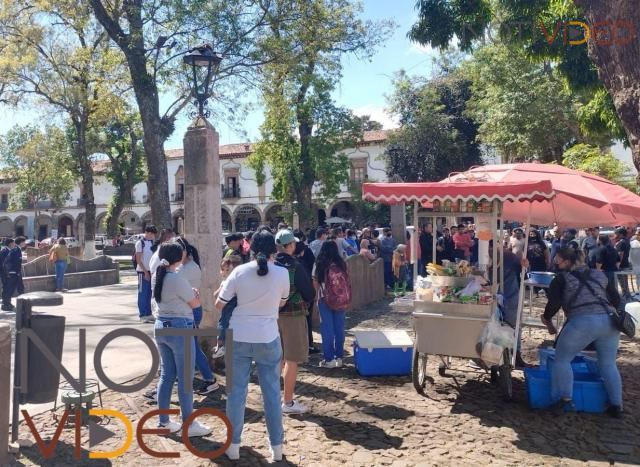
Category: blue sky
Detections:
[{"x1": 0, "y1": 1, "x2": 434, "y2": 150}]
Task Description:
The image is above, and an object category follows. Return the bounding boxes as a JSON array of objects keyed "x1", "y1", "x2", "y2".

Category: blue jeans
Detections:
[
  {"x1": 318, "y1": 300, "x2": 345, "y2": 361},
  {"x1": 192, "y1": 307, "x2": 214, "y2": 381},
  {"x1": 217, "y1": 297, "x2": 237, "y2": 344},
  {"x1": 383, "y1": 260, "x2": 394, "y2": 288},
  {"x1": 137, "y1": 272, "x2": 152, "y2": 317},
  {"x1": 226, "y1": 338, "x2": 283, "y2": 446},
  {"x1": 154, "y1": 317, "x2": 196, "y2": 423},
  {"x1": 54, "y1": 260, "x2": 67, "y2": 290},
  {"x1": 551, "y1": 313, "x2": 622, "y2": 407}
]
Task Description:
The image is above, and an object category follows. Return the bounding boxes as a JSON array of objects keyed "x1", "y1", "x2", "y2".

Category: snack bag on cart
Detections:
[{"x1": 477, "y1": 307, "x2": 514, "y2": 366}]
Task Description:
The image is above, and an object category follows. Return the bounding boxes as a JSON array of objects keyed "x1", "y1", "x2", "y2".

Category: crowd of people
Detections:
[
  {"x1": 130, "y1": 218, "x2": 634, "y2": 459},
  {"x1": 134, "y1": 222, "x2": 354, "y2": 461}
]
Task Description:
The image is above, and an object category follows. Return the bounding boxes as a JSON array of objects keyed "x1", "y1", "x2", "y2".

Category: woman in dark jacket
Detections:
[{"x1": 541, "y1": 247, "x2": 623, "y2": 417}]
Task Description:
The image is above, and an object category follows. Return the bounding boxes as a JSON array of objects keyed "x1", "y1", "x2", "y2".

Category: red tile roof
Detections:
[
  {"x1": 95, "y1": 129, "x2": 389, "y2": 171},
  {"x1": 165, "y1": 130, "x2": 388, "y2": 160}
]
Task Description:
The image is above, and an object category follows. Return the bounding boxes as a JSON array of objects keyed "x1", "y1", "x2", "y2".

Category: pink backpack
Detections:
[{"x1": 323, "y1": 263, "x2": 351, "y2": 310}]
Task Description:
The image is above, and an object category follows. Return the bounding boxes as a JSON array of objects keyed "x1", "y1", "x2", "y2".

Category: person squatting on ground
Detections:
[
  {"x1": 152, "y1": 241, "x2": 212, "y2": 437},
  {"x1": 216, "y1": 230, "x2": 290, "y2": 462},
  {"x1": 275, "y1": 229, "x2": 316, "y2": 414},
  {"x1": 211, "y1": 255, "x2": 242, "y2": 358},
  {"x1": 135, "y1": 225, "x2": 157, "y2": 322},
  {"x1": 313, "y1": 240, "x2": 352, "y2": 368},
  {"x1": 541, "y1": 246, "x2": 623, "y2": 417},
  {"x1": 175, "y1": 237, "x2": 219, "y2": 396}
]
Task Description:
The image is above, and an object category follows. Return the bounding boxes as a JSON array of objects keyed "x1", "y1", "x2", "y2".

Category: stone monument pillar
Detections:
[{"x1": 183, "y1": 117, "x2": 222, "y2": 328}]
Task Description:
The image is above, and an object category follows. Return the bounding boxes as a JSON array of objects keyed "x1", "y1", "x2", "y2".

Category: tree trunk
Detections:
[
  {"x1": 574, "y1": 0, "x2": 640, "y2": 185},
  {"x1": 127, "y1": 58, "x2": 172, "y2": 229},
  {"x1": 88, "y1": 0, "x2": 172, "y2": 229},
  {"x1": 106, "y1": 191, "x2": 126, "y2": 238},
  {"x1": 73, "y1": 119, "x2": 96, "y2": 258}
]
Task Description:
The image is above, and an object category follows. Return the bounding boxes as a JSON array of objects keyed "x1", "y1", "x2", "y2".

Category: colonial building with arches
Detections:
[{"x1": 0, "y1": 130, "x2": 389, "y2": 239}]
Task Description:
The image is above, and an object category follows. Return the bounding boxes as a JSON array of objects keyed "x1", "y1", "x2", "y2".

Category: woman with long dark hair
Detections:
[
  {"x1": 175, "y1": 237, "x2": 218, "y2": 395},
  {"x1": 152, "y1": 242, "x2": 211, "y2": 437},
  {"x1": 313, "y1": 240, "x2": 351, "y2": 368},
  {"x1": 215, "y1": 230, "x2": 290, "y2": 462}
]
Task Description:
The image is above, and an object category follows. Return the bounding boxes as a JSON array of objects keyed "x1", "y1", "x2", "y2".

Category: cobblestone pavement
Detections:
[{"x1": 7, "y1": 298, "x2": 640, "y2": 466}]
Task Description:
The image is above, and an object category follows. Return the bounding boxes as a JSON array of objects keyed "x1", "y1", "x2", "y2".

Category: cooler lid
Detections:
[{"x1": 354, "y1": 330, "x2": 413, "y2": 349}]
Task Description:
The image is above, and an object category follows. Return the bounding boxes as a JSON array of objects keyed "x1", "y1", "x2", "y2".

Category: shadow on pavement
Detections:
[
  {"x1": 11, "y1": 441, "x2": 113, "y2": 467},
  {"x1": 303, "y1": 413, "x2": 403, "y2": 450},
  {"x1": 448, "y1": 377, "x2": 640, "y2": 463},
  {"x1": 295, "y1": 379, "x2": 415, "y2": 421}
]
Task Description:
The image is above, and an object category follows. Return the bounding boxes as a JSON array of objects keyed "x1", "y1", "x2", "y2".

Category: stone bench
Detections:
[{"x1": 19, "y1": 254, "x2": 120, "y2": 292}]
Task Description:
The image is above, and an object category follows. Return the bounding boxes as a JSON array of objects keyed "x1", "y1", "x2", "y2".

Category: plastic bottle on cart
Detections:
[
  {"x1": 467, "y1": 200, "x2": 477, "y2": 212},
  {"x1": 433, "y1": 200, "x2": 441, "y2": 211},
  {"x1": 444, "y1": 199, "x2": 452, "y2": 212},
  {"x1": 458, "y1": 200, "x2": 466, "y2": 213}
]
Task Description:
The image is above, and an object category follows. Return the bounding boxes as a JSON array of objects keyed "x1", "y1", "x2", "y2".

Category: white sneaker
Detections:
[
  {"x1": 282, "y1": 400, "x2": 308, "y2": 414},
  {"x1": 319, "y1": 359, "x2": 339, "y2": 368},
  {"x1": 270, "y1": 444, "x2": 283, "y2": 462},
  {"x1": 212, "y1": 345, "x2": 226, "y2": 359},
  {"x1": 158, "y1": 419, "x2": 182, "y2": 434},
  {"x1": 335, "y1": 358, "x2": 343, "y2": 368},
  {"x1": 187, "y1": 420, "x2": 211, "y2": 437},
  {"x1": 226, "y1": 443, "x2": 240, "y2": 460}
]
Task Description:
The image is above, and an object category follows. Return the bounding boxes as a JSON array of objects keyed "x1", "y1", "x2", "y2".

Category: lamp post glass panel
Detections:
[{"x1": 183, "y1": 44, "x2": 222, "y2": 118}]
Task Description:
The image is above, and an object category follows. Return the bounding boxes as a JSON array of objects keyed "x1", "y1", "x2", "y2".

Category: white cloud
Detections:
[{"x1": 352, "y1": 105, "x2": 399, "y2": 130}]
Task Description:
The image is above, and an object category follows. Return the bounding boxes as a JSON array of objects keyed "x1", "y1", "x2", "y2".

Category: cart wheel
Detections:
[
  {"x1": 438, "y1": 362, "x2": 447, "y2": 377},
  {"x1": 498, "y1": 349, "x2": 513, "y2": 402},
  {"x1": 412, "y1": 348, "x2": 428, "y2": 395}
]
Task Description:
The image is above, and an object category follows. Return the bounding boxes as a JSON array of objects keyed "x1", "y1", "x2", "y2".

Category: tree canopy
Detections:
[
  {"x1": 247, "y1": 0, "x2": 394, "y2": 226},
  {"x1": 385, "y1": 68, "x2": 482, "y2": 182},
  {"x1": 0, "y1": 126, "x2": 75, "y2": 232},
  {"x1": 0, "y1": 0, "x2": 130, "y2": 251},
  {"x1": 562, "y1": 143, "x2": 631, "y2": 186},
  {"x1": 409, "y1": 0, "x2": 640, "y2": 183}
]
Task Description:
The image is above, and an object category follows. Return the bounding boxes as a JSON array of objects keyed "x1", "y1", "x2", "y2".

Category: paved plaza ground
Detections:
[{"x1": 3, "y1": 281, "x2": 640, "y2": 466}]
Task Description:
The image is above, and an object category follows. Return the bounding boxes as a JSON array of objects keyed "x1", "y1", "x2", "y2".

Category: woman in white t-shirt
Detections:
[{"x1": 216, "y1": 231, "x2": 290, "y2": 462}]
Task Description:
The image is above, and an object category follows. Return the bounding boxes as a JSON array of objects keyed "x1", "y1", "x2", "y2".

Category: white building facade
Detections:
[{"x1": 0, "y1": 130, "x2": 389, "y2": 240}]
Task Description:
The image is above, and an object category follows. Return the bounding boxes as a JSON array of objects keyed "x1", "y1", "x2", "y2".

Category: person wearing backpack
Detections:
[
  {"x1": 313, "y1": 240, "x2": 352, "y2": 368},
  {"x1": 135, "y1": 225, "x2": 157, "y2": 322},
  {"x1": 0, "y1": 238, "x2": 15, "y2": 311},
  {"x1": 275, "y1": 230, "x2": 315, "y2": 414},
  {"x1": 541, "y1": 246, "x2": 623, "y2": 418}
]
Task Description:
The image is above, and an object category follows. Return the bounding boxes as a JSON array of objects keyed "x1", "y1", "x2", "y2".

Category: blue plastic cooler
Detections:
[{"x1": 353, "y1": 330, "x2": 413, "y2": 376}]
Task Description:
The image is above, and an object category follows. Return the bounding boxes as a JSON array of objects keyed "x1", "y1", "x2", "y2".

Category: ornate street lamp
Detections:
[{"x1": 183, "y1": 44, "x2": 222, "y2": 118}]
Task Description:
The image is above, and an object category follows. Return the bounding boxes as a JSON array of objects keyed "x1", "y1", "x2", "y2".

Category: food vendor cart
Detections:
[{"x1": 362, "y1": 179, "x2": 556, "y2": 400}]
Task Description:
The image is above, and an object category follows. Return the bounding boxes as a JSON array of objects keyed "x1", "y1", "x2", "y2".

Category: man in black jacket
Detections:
[
  {"x1": 2, "y1": 236, "x2": 25, "y2": 311},
  {"x1": 275, "y1": 229, "x2": 316, "y2": 414},
  {"x1": 0, "y1": 238, "x2": 14, "y2": 310},
  {"x1": 293, "y1": 230, "x2": 318, "y2": 353}
]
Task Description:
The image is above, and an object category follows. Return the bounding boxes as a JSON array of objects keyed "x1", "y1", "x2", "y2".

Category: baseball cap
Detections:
[{"x1": 275, "y1": 229, "x2": 298, "y2": 246}]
